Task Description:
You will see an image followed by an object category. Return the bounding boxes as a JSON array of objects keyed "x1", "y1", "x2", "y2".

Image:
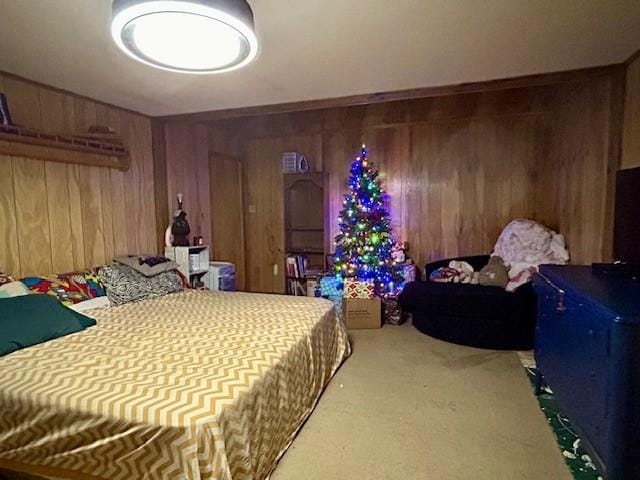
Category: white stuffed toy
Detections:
[{"x1": 448, "y1": 260, "x2": 478, "y2": 284}]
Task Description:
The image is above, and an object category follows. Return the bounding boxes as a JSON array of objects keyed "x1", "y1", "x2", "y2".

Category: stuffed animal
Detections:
[
  {"x1": 430, "y1": 260, "x2": 478, "y2": 284},
  {"x1": 448, "y1": 260, "x2": 477, "y2": 284},
  {"x1": 391, "y1": 242, "x2": 407, "y2": 263},
  {"x1": 478, "y1": 256, "x2": 509, "y2": 288}
]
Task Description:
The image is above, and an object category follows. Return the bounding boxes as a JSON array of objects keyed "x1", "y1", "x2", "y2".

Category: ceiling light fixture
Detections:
[{"x1": 111, "y1": 0, "x2": 258, "y2": 74}]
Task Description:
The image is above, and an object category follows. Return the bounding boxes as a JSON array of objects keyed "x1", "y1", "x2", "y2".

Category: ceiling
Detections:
[{"x1": 0, "y1": 0, "x2": 639, "y2": 117}]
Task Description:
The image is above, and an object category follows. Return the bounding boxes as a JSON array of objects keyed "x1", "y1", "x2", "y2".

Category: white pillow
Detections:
[
  {"x1": 0, "y1": 281, "x2": 30, "y2": 298},
  {"x1": 69, "y1": 296, "x2": 110, "y2": 313}
]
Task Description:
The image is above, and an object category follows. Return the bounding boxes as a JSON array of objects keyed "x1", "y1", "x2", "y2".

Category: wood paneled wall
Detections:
[
  {"x1": 161, "y1": 122, "x2": 211, "y2": 247},
  {"x1": 242, "y1": 135, "x2": 322, "y2": 293},
  {"x1": 156, "y1": 122, "x2": 246, "y2": 289},
  {"x1": 0, "y1": 73, "x2": 157, "y2": 277},
  {"x1": 202, "y1": 68, "x2": 623, "y2": 293},
  {"x1": 210, "y1": 152, "x2": 246, "y2": 290},
  {"x1": 535, "y1": 72, "x2": 624, "y2": 266},
  {"x1": 622, "y1": 55, "x2": 640, "y2": 169},
  {"x1": 7, "y1": 64, "x2": 628, "y2": 291}
]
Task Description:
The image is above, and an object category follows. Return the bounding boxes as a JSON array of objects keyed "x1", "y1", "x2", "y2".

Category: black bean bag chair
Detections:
[{"x1": 398, "y1": 255, "x2": 537, "y2": 350}]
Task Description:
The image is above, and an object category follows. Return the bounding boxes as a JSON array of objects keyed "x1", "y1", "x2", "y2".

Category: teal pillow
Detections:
[{"x1": 0, "y1": 294, "x2": 96, "y2": 356}]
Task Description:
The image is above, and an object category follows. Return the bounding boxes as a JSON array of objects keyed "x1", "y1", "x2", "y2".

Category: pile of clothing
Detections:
[
  {"x1": 429, "y1": 256, "x2": 510, "y2": 287},
  {"x1": 430, "y1": 219, "x2": 570, "y2": 291}
]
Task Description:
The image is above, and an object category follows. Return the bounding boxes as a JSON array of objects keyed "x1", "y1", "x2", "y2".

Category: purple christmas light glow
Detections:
[{"x1": 332, "y1": 145, "x2": 401, "y2": 294}]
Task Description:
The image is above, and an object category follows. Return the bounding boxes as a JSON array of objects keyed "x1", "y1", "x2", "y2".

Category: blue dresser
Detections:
[{"x1": 533, "y1": 265, "x2": 640, "y2": 480}]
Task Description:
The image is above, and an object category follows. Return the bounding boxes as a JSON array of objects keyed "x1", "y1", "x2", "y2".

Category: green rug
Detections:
[{"x1": 525, "y1": 366, "x2": 603, "y2": 480}]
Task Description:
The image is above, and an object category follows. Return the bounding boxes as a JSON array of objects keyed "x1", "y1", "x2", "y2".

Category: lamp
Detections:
[{"x1": 111, "y1": 0, "x2": 258, "y2": 74}]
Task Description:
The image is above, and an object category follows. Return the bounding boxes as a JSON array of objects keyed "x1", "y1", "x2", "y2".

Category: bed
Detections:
[{"x1": 0, "y1": 289, "x2": 350, "y2": 480}]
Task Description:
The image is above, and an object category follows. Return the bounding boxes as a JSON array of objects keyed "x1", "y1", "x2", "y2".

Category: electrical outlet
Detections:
[{"x1": 273, "y1": 264, "x2": 278, "y2": 276}]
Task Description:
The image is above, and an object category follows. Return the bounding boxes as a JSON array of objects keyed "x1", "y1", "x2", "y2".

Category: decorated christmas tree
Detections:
[{"x1": 333, "y1": 146, "x2": 400, "y2": 294}]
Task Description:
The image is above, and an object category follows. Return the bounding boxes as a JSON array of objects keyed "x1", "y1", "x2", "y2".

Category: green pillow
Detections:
[{"x1": 0, "y1": 294, "x2": 96, "y2": 356}]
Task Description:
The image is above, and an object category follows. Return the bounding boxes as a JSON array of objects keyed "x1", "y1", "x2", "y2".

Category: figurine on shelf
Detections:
[{"x1": 170, "y1": 193, "x2": 191, "y2": 247}]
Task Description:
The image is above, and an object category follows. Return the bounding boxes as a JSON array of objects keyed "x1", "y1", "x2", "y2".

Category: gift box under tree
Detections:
[
  {"x1": 320, "y1": 275, "x2": 344, "y2": 313},
  {"x1": 382, "y1": 294, "x2": 404, "y2": 325},
  {"x1": 343, "y1": 278, "x2": 375, "y2": 299}
]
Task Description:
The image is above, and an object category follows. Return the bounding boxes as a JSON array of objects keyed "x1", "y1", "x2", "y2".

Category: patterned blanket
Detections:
[
  {"x1": 493, "y1": 219, "x2": 569, "y2": 291},
  {"x1": 0, "y1": 290, "x2": 351, "y2": 480}
]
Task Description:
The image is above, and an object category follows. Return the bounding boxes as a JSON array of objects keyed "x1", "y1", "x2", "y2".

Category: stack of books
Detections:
[
  {"x1": 285, "y1": 254, "x2": 308, "y2": 278},
  {"x1": 286, "y1": 254, "x2": 324, "y2": 296}
]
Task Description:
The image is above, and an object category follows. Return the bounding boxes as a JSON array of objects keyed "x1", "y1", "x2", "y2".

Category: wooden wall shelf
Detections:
[{"x1": 0, "y1": 124, "x2": 130, "y2": 171}]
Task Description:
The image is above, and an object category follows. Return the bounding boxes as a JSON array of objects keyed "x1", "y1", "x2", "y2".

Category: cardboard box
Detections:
[{"x1": 343, "y1": 297, "x2": 382, "y2": 329}]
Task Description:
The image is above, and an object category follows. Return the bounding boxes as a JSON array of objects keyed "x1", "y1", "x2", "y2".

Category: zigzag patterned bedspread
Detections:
[{"x1": 0, "y1": 290, "x2": 351, "y2": 480}]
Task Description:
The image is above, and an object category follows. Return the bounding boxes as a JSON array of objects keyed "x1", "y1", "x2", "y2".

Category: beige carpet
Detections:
[{"x1": 271, "y1": 322, "x2": 572, "y2": 480}]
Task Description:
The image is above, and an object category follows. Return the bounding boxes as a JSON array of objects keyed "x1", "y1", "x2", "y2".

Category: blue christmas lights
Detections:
[{"x1": 332, "y1": 145, "x2": 401, "y2": 294}]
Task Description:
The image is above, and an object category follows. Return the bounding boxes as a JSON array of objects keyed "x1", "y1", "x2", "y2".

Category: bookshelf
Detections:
[
  {"x1": 283, "y1": 172, "x2": 327, "y2": 295},
  {"x1": 164, "y1": 245, "x2": 210, "y2": 288}
]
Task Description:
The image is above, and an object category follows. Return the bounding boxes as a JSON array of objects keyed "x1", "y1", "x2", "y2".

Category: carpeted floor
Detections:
[{"x1": 271, "y1": 322, "x2": 573, "y2": 480}]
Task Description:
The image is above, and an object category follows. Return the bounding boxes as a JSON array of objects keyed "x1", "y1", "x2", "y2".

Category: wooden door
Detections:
[{"x1": 210, "y1": 152, "x2": 246, "y2": 290}]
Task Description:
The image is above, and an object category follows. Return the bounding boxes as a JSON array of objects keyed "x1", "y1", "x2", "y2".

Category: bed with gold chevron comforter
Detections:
[{"x1": 0, "y1": 289, "x2": 350, "y2": 480}]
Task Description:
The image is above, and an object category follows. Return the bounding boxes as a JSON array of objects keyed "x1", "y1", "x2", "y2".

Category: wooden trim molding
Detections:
[
  {"x1": 160, "y1": 64, "x2": 621, "y2": 123},
  {"x1": 0, "y1": 138, "x2": 129, "y2": 170},
  {"x1": 624, "y1": 46, "x2": 640, "y2": 67},
  {"x1": 0, "y1": 124, "x2": 130, "y2": 170}
]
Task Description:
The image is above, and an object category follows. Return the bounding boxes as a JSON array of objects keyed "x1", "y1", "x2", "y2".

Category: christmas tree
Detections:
[{"x1": 333, "y1": 146, "x2": 400, "y2": 294}]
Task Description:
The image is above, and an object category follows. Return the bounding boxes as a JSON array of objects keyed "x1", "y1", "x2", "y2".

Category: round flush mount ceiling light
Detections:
[{"x1": 111, "y1": 0, "x2": 258, "y2": 74}]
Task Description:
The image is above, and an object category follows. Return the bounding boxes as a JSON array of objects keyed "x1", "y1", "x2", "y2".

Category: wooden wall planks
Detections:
[
  {"x1": 203, "y1": 68, "x2": 624, "y2": 291},
  {"x1": 241, "y1": 134, "x2": 322, "y2": 293},
  {"x1": 0, "y1": 63, "x2": 632, "y2": 287},
  {"x1": 533, "y1": 76, "x2": 620, "y2": 264},
  {"x1": 622, "y1": 55, "x2": 640, "y2": 169},
  {"x1": 162, "y1": 122, "x2": 212, "y2": 247},
  {"x1": 12, "y1": 158, "x2": 53, "y2": 275},
  {"x1": 0, "y1": 73, "x2": 157, "y2": 277}
]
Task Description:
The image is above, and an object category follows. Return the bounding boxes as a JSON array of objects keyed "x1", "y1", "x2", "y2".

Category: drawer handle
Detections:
[
  {"x1": 539, "y1": 273, "x2": 566, "y2": 312},
  {"x1": 557, "y1": 293, "x2": 566, "y2": 312}
]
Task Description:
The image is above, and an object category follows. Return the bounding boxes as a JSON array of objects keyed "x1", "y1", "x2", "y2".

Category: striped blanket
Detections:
[{"x1": 0, "y1": 290, "x2": 350, "y2": 479}]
